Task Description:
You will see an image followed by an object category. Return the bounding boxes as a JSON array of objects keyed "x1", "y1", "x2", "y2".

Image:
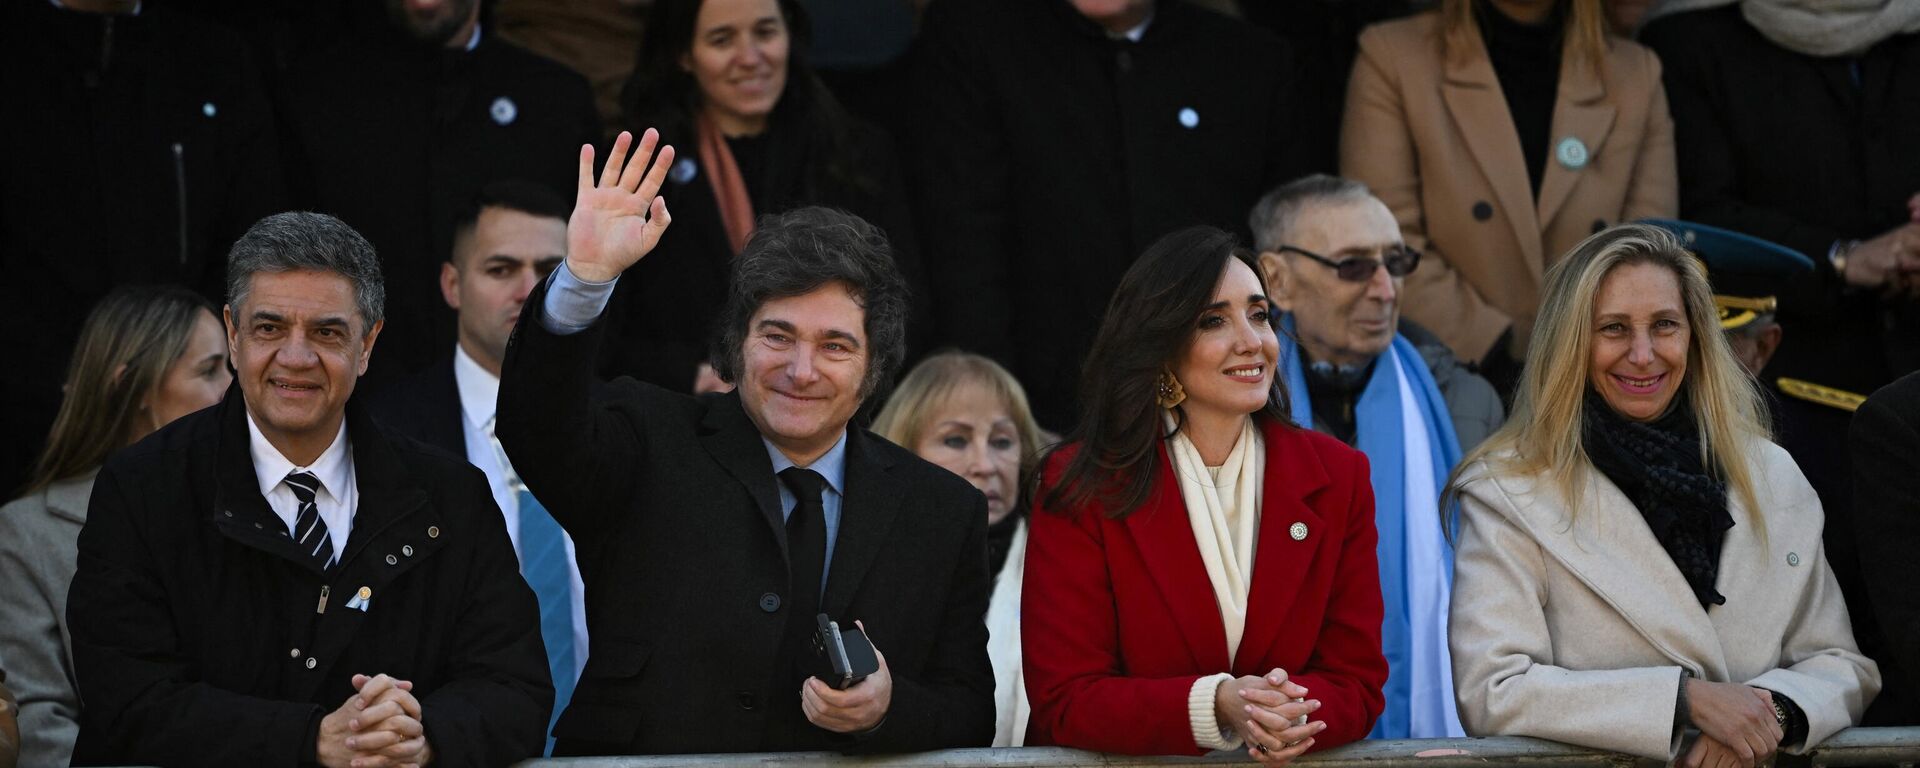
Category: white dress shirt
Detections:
[
  {"x1": 454, "y1": 343, "x2": 591, "y2": 674},
  {"x1": 248, "y1": 413, "x2": 355, "y2": 567}
]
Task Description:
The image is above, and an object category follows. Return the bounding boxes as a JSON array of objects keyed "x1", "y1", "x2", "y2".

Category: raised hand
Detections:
[{"x1": 567, "y1": 129, "x2": 676, "y2": 283}]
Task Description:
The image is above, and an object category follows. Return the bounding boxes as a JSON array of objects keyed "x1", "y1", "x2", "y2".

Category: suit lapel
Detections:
[
  {"x1": 1441, "y1": 26, "x2": 1542, "y2": 269},
  {"x1": 1236, "y1": 421, "x2": 1329, "y2": 674},
  {"x1": 823, "y1": 432, "x2": 902, "y2": 616},
  {"x1": 1535, "y1": 52, "x2": 1616, "y2": 253},
  {"x1": 1126, "y1": 446, "x2": 1232, "y2": 673},
  {"x1": 697, "y1": 393, "x2": 787, "y2": 555},
  {"x1": 1502, "y1": 469, "x2": 1728, "y2": 678}
]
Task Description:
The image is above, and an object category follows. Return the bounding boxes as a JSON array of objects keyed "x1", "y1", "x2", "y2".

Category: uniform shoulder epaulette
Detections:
[{"x1": 1776, "y1": 377, "x2": 1865, "y2": 413}]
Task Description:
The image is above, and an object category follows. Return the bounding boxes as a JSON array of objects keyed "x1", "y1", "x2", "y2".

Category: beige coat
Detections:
[
  {"x1": 1342, "y1": 11, "x2": 1677, "y2": 362},
  {"x1": 1449, "y1": 439, "x2": 1878, "y2": 760}
]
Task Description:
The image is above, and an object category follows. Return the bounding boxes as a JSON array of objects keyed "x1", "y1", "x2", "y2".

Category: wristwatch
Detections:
[
  {"x1": 1829, "y1": 239, "x2": 1860, "y2": 279},
  {"x1": 1770, "y1": 694, "x2": 1789, "y2": 729}
]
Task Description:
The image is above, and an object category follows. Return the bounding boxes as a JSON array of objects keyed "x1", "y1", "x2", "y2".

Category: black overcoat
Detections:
[
  {"x1": 1850, "y1": 372, "x2": 1920, "y2": 726},
  {"x1": 278, "y1": 29, "x2": 599, "y2": 391},
  {"x1": 1640, "y1": 8, "x2": 1920, "y2": 396},
  {"x1": 909, "y1": 0, "x2": 1327, "y2": 428},
  {"x1": 495, "y1": 279, "x2": 995, "y2": 755},
  {"x1": 66, "y1": 385, "x2": 552, "y2": 767},
  {"x1": 0, "y1": 0, "x2": 287, "y2": 495}
]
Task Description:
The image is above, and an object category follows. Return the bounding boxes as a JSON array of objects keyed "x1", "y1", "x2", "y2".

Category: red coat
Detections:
[{"x1": 1022, "y1": 417, "x2": 1387, "y2": 754}]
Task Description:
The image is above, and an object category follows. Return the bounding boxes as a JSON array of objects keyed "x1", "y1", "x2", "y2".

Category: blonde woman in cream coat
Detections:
[{"x1": 1447, "y1": 224, "x2": 1877, "y2": 766}]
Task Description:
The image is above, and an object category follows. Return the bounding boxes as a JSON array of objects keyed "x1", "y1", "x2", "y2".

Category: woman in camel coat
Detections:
[{"x1": 1342, "y1": 0, "x2": 1676, "y2": 384}]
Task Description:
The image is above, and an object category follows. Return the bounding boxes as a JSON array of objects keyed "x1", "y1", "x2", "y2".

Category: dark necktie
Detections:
[
  {"x1": 284, "y1": 471, "x2": 334, "y2": 570},
  {"x1": 778, "y1": 467, "x2": 829, "y2": 617}
]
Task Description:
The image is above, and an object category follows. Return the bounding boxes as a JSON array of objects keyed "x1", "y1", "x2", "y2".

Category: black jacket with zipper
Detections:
[
  {"x1": 66, "y1": 384, "x2": 551, "y2": 767},
  {"x1": 0, "y1": 1, "x2": 288, "y2": 497}
]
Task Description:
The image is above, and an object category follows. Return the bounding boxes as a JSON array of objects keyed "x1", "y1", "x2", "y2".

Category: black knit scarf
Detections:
[{"x1": 1581, "y1": 392, "x2": 1734, "y2": 609}]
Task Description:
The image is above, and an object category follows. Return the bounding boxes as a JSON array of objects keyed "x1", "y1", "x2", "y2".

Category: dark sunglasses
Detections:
[{"x1": 1273, "y1": 245, "x2": 1421, "y2": 283}]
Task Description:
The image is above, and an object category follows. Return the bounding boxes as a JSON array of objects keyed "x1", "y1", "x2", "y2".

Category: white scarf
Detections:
[
  {"x1": 1166, "y1": 415, "x2": 1264, "y2": 664},
  {"x1": 1649, "y1": 0, "x2": 1920, "y2": 57},
  {"x1": 986, "y1": 520, "x2": 1029, "y2": 747}
]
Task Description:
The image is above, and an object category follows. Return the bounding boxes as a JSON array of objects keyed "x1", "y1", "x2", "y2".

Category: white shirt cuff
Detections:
[
  {"x1": 1189, "y1": 672, "x2": 1243, "y2": 752},
  {"x1": 540, "y1": 261, "x2": 619, "y2": 335}
]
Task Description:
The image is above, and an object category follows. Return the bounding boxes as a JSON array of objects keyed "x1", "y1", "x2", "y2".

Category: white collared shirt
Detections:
[
  {"x1": 454, "y1": 343, "x2": 591, "y2": 673},
  {"x1": 248, "y1": 413, "x2": 355, "y2": 567}
]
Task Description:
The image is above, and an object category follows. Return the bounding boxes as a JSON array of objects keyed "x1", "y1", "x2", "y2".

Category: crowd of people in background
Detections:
[{"x1": 1, "y1": 0, "x2": 1918, "y2": 766}]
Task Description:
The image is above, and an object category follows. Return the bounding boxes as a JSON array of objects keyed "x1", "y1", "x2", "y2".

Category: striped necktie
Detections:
[{"x1": 284, "y1": 471, "x2": 334, "y2": 569}]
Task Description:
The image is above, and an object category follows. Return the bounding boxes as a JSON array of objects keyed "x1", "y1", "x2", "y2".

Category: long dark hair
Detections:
[
  {"x1": 620, "y1": 0, "x2": 866, "y2": 202},
  {"x1": 1040, "y1": 226, "x2": 1293, "y2": 519}
]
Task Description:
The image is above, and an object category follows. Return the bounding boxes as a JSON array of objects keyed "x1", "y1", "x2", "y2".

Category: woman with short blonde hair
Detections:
[
  {"x1": 874, "y1": 350, "x2": 1041, "y2": 746},
  {"x1": 1448, "y1": 223, "x2": 1878, "y2": 765}
]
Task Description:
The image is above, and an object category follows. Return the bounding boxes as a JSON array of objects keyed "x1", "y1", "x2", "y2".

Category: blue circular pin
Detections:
[
  {"x1": 1178, "y1": 107, "x2": 1199, "y2": 129},
  {"x1": 1555, "y1": 137, "x2": 1590, "y2": 170},
  {"x1": 201, "y1": 102, "x2": 217, "y2": 118},
  {"x1": 669, "y1": 157, "x2": 699, "y2": 185},
  {"x1": 489, "y1": 96, "x2": 518, "y2": 126}
]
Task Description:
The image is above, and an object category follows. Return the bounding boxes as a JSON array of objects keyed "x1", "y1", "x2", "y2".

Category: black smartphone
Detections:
[{"x1": 812, "y1": 613, "x2": 880, "y2": 690}]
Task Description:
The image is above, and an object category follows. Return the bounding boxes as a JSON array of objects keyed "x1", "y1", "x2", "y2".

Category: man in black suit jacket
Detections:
[
  {"x1": 1851, "y1": 371, "x2": 1920, "y2": 725},
  {"x1": 371, "y1": 180, "x2": 587, "y2": 754},
  {"x1": 497, "y1": 132, "x2": 994, "y2": 755},
  {"x1": 66, "y1": 212, "x2": 550, "y2": 766}
]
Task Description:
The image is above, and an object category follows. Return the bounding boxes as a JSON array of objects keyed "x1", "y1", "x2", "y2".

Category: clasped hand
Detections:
[
  {"x1": 1215, "y1": 668, "x2": 1326, "y2": 765},
  {"x1": 316, "y1": 673, "x2": 432, "y2": 768},
  {"x1": 1682, "y1": 679, "x2": 1781, "y2": 768}
]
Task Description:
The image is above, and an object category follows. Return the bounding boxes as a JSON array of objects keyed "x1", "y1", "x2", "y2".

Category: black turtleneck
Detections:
[
  {"x1": 1304, "y1": 358, "x2": 1377, "y2": 446},
  {"x1": 1477, "y1": 0, "x2": 1564, "y2": 196}
]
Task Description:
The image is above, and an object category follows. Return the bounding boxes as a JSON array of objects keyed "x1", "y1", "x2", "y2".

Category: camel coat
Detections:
[
  {"x1": 1342, "y1": 11, "x2": 1677, "y2": 362},
  {"x1": 1449, "y1": 439, "x2": 1879, "y2": 760}
]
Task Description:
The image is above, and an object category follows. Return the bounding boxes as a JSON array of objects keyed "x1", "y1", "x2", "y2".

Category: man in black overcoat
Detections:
[
  {"x1": 496, "y1": 132, "x2": 995, "y2": 755},
  {"x1": 0, "y1": 0, "x2": 286, "y2": 495},
  {"x1": 909, "y1": 0, "x2": 1328, "y2": 429},
  {"x1": 279, "y1": 0, "x2": 598, "y2": 392},
  {"x1": 66, "y1": 212, "x2": 551, "y2": 767},
  {"x1": 1851, "y1": 371, "x2": 1920, "y2": 726}
]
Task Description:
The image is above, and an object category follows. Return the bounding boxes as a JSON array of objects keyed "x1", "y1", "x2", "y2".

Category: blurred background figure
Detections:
[
  {"x1": 911, "y1": 0, "x2": 1329, "y2": 431},
  {"x1": 1252, "y1": 174, "x2": 1501, "y2": 739},
  {"x1": 600, "y1": 0, "x2": 922, "y2": 394},
  {"x1": 0, "y1": 286, "x2": 229, "y2": 768},
  {"x1": 279, "y1": 0, "x2": 599, "y2": 392},
  {"x1": 873, "y1": 351, "x2": 1045, "y2": 747},
  {"x1": 1343, "y1": 0, "x2": 1676, "y2": 399},
  {"x1": 1449, "y1": 224, "x2": 1877, "y2": 763},
  {"x1": 496, "y1": 0, "x2": 654, "y2": 140},
  {"x1": 1852, "y1": 370, "x2": 1920, "y2": 727},
  {"x1": 0, "y1": 0, "x2": 282, "y2": 496}
]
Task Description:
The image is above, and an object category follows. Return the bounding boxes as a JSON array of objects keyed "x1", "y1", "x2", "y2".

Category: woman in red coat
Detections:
[{"x1": 1024, "y1": 226, "x2": 1387, "y2": 762}]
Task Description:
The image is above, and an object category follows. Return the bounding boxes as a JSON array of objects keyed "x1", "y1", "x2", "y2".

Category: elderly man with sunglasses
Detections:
[{"x1": 1250, "y1": 174, "x2": 1503, "y2": 741}]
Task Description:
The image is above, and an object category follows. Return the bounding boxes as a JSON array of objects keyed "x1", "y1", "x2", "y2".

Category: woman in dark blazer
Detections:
[
  {"x1": 599, "y1": 0, "x2": 920, "y2": 392},
  {"x1": 1023, "y1": 227, "x2": 1387, "y2": 762}
]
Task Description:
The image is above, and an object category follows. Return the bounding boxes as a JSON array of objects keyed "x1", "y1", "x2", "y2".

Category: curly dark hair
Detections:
[{"x1": 709, "y1": 206, "x2": 909, "y2": 400}]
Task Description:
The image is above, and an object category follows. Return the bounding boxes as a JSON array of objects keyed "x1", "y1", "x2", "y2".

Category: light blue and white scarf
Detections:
[{"x1": 1280, "y1": 315, "x2": 1465, "y2": 739}]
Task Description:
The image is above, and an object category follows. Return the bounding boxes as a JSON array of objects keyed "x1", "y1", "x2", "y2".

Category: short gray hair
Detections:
[
  {"x1": 1248, "y1": 174, "x2": 1376, "y2": 252},
  {"x1": 226, "y1": 212, "x2": 385, "y2": 330},
  {"x1": 710, "y1": 207, "x2": 910, "y2": 401}
]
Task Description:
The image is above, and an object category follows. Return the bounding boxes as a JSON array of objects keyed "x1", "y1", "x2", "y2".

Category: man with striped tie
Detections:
[
  {"x1": 66, "y1": 211, "x2": 553, "y2": 767},
  {"x1": 372, "y1": 180, "x2": 588, "y2": 755}
]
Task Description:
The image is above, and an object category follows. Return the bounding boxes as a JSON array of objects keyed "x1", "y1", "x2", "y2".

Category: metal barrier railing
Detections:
[{"x1": 516, "y1": 727, "x2": 1920, "y2": 768}]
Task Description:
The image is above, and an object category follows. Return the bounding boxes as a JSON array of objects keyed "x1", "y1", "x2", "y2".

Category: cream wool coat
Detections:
[{"x1": 1449, "y1": 439, "x2": 1878, "y2": 760}]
